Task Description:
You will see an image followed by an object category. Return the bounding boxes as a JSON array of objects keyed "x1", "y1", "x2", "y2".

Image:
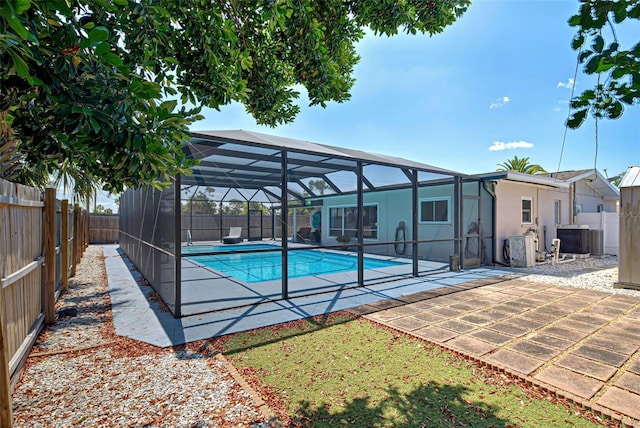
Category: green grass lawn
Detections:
[{"x1": 216, "y1": 313, "x2": 608, "y2": 427}]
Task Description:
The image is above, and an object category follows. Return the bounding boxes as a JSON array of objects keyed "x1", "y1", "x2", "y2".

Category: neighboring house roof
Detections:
[
  {"x1": 472, "y1": 171, "x2": 569, "y2": 188},
  {"x1": 547, "y1": 169, "x2": 620, "y2": 201},
  {"x1": 544, "y1": 169, "x2": 592, "y2": 181},
  {"x1": 473, "y1": 168, "x2": 620, "y2": 200},
  {"x1": 620, "y1": 166, "x2": 640, "y2": 188}
]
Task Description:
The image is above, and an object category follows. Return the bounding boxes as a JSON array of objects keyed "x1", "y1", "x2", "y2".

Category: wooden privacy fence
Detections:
[
  {"x1": 90, "y1": 214, "x2": 119, "y2": 243},
  {"x1": 0, "y1": 179, "x2": 88, "y2": 427},
  {"x1": 182, "y1": 213, "x2": 311, "y2": 242}
]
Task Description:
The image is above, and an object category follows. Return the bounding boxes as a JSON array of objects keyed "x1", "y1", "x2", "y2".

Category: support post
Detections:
[
  {"x1": 272, "y1": 207, "x2": 277, "y2": 240},
  {"x1": 246, "y1": 201, "x2": 250, "y2": 241},
  {"x1": 219, "y1": 204, "x2": 223, "y2": 242},
  {"x1": 356, "y1": 161, "x2": 364, "y2": 285},
  {"x1": 0, "y1": 280, "x2": 13, "y2": 428},
  {"x1": 281, "y1": 150, "x2": 289, "y2": 299},
  {"x1": 82, "y1": 210, "x2": 86, "y2": 251},
  {"x1": 44, "y1": 188, "x2": 56, "y2": 325},
  {"x1": 174, "y1": 176, "x2": 182, "y2": 318},
  {"x1": 83, "y1": 209, "x2": 89, "y2": 250},
  {"x1": 72, "y1": 204, "x2": 80, "y2": 276},
  {"x1": 412, "y1": 170, "x2": 419, "y2": 277},
  {"x1": 61, "y1": 200, "x2": 69, "y2": 292},
  {"x1": 292, "y1": 208, "x2": 297, "y2": 242},
  {"x1": 454, "y1": 176, "x2": 463, "y2": 264}
]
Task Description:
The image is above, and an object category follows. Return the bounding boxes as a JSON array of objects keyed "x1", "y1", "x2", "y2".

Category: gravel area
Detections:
[
  {"x1": 12, "y1": 245, "x2": 270, "y2": 427},
  {"x1": 509, "y1": 254, "x2": 640, "y2": 297}
]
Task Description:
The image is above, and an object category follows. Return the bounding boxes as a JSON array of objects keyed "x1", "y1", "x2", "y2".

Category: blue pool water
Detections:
[
  {"x1": 187, "y1": 247, "x2": 404, "y2": 283},
  {"x1": 182, "y1": 244, "x2": 275, "y2": 254}
]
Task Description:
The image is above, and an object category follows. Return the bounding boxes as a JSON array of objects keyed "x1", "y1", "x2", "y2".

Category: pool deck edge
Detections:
[{"x1": 103, "y1": 244, "x2": 510, "y2": 347}]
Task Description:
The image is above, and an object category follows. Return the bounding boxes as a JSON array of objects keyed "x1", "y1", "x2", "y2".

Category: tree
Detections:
[
  {"x1": 604, "y1": 170, "x2": 626, "y2": 187},
  {"x1": 308, "y1": 179, "x2": 331, "y2": 196},
  {"x1": 496, "y1": 156, "x2": 547, "y2": 174},
  {"x1": 242, "y1": 201, "x2": 269, "y2": 215},
  {"x1": 221, "y1": 200, "x2": 245, "y2": 215},
  {"x1": 1, "y1": 0, "x2": 200, "y2": 197},
  {"x1": 92, "y1": 204, "x2": 113, "y2": 214},
  {"x1": 1, "y1": 0, "x2": 470, "y2": 196},
  {"x1": 567, "y1": 0, "x2": 640, "y2": 129},
  {"x1": 612, "y1": 175, "x2": 624, "y2": 187},
  {"x1": 181, "y1": 189, "x2": 217, "y2": 215}
]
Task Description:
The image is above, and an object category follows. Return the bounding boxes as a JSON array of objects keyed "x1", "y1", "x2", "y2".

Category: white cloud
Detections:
[
  {"x1": 489, "y1": 96, "x2": 511, "y2": 109},
  {"x1": 557, "y1": 78, "x2": 576, "y2": 89},
  {"x1": 554, "y1": 99, "x2": 570, "y2": 112},
  {"x1": 488, "y1": 140, "x2": 535, "y2": 151}
]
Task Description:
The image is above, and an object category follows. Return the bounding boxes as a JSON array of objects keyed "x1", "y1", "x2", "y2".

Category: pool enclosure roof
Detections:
[{"x1": 185, "y1": 130, "x2": 466, "y2": 203}]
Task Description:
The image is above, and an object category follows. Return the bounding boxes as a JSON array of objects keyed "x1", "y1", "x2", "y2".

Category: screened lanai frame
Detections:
[{"x1": 119, "y1": 130, "x2": 492, "y2": 318}]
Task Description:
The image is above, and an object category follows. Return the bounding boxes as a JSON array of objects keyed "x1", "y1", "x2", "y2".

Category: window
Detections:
[
  {"x1": 521, "y1": 197, "x2": 532, "y2": 224},
  {"x1": 420, "y1": 198, "x2": 450, "y2": 224},
  {"x1": 329, "y1": 205, "x2": 378, "y2": 239},
  {"x1": 554, "y1": 200, "x2": 561, "y2": 225},
  {"x1": 597, "y1": 204, "x2": 604, "y2": 213},
  {"x1": 575, "y1": 204, "x2": 583, "y2": 215}
]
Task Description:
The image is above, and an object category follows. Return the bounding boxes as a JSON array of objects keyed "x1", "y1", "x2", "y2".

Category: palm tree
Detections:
[{"x1": 496, "y1": 156, "x2": 547, "y2": 174}]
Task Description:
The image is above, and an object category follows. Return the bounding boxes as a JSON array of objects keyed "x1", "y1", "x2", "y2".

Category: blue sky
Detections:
[
  {"x1": 96, "y1": 0, "x2": 638, "y2": 211},
  {"x1": 193, "y1": 0, "x2": 638, "y2": 178}
]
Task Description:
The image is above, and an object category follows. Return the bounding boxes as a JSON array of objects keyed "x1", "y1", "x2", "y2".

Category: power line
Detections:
[{"x1": 556, "y1": 48, "x2": 581, "y2": 177}]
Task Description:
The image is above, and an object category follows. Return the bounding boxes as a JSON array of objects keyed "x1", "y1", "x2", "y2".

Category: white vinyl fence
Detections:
[{"x1": 576, "y1": 211, "x2": 619, "y2": 255}]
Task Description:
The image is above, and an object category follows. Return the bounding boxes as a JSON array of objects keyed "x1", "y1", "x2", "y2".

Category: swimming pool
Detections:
[
  {"x1": 182, "y1": 244, "x2": 275, "y2": 254},
  {"x1": 187, "y1": 247, "x2": 405, "y2": 283}
]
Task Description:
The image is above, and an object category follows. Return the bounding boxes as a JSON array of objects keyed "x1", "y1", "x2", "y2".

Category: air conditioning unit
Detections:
[
  {"x1": 508, "y1": 235, "x2": 535, "y2": 267},
  {"x1": 557, "y1": 225, "x2": 590, "y2": 254},
  {"x1": 590, "y1": 229, "x2": 603, "y2": 256}
]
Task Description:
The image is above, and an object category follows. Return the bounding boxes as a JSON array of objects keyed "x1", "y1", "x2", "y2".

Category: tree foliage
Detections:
[
  {"x1": 92, "y1": 204, "x2": 113, "y2": 214},
  {"x1": 182, "y1": 189, "x2": 218, "y2": 215},
  {"x1": 1, "y1": 0, "x2": 470, "y2": 195},
  {"x1": 496, "y1": 156, "x2": 547, "y2": 174},
  {"x1": 607, "y1": 170, "x2": 626, "y2": 187},
  {"x1": 244, "y1": 201, "x2": 270, "y2": 215},
  {"x1": 567, "y1": 0, "x2": 640, "y2": 128},
  {"x1": 222, "y1": 200, "x2": 246, "y2": 215},
  {"x1": 308, "y1": 179, "x2": 331, "y2": 196}
]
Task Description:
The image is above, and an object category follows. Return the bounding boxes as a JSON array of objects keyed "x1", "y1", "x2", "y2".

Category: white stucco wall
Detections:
[
  {"x1": 493, "y1": 178, "x2": 617, "y2": 262},
  {"x1": 494, "y1": 181, "x2": 570, "y2": 262}
]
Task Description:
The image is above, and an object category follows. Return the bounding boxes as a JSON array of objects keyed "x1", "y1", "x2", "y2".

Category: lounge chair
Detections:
[
  {"x1": 296, "y1": 227, "x2": 312, "y2": 243},
  {"x1": 223, "y1": 227, "x2": 243, "y2": 244}
]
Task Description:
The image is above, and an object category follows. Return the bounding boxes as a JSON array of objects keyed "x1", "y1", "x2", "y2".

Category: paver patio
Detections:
[{"x1": 349, "y1": 276, "x2": 640, "y2": 426}]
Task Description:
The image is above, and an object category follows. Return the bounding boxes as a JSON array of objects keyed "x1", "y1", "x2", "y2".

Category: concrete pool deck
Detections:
[{"x1": 103, "y1": 245, "x2": 508, "y2": 347}]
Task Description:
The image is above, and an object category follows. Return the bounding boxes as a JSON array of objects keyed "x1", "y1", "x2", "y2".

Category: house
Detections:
[
  {"x1": 299, "y1": 167, "x2": 620, "y2": 267},
  {"x1": 547, "y1": 169, "x2": 619, "y2": 214},
  {"x1": 473, "y1": 168, "x2": 619, "y2": 263}
]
